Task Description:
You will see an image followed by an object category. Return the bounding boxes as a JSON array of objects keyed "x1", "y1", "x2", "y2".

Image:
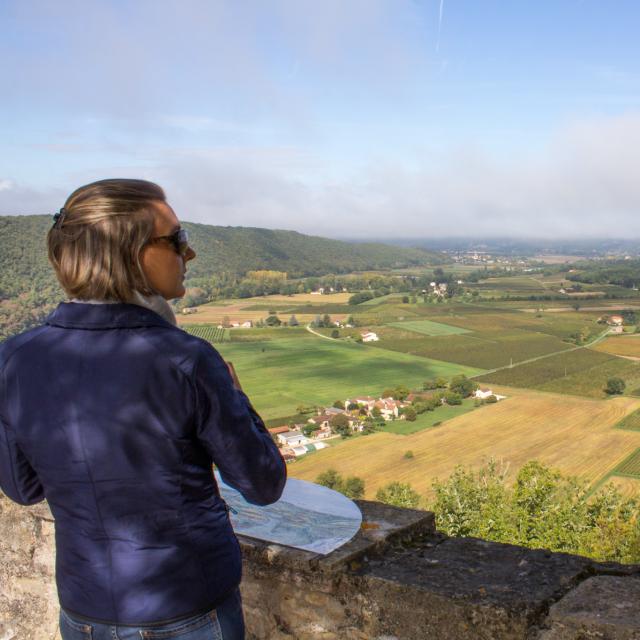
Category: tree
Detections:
[
  {"x1": 288, "y1": 315, "x2": 299, "y2": 326},
  {"x1": 449, "y1": 374, "x2": 478, "y2": 398},
  {"x1": 372, "y1": 406, "x2": 382, "y2": 418},
  {"x1": 402, "y1": 296, "x2": 410, "y2": 304},
  {"x1": 376, "y1": 482, "x2": 421, "y2": 508},
  {"x1": 444, "y1": 391, "x2": 463, "y2": 405},
  {"x1": 430, "y1": 459, "x2": 640, "y2": 563},
  {"x1": 301, "y1": 423, "x2": 317, "y2": 437},
  {"x1": 316, "y1": 469, "x2": 342, "y2": 491},
  {"x1": 403, "y1": 407, "x2": 417, "y2": 422},
  {"x1": 333, "y1": 400, "x2": 345, "y2": 409},
  {"x1": 265, "y1": 314, "x2": 281, "y2": 326},
  {"x1": 485, "y1": 394, "x2": 498, "y2": 404},
  {"x1": 323, "y1": 314, "x2": 332, "y2": 328},
  {"x1": 329, "y1": 413, "x2": 351, "y2": 437},
  {"x1": 404, "y1": 450, "x2": 414, "y2": 459},
  {"x1": 342, "y1": 476, "x2": 365, "y2": 499},
  {"x1": 331, "y1": 329, "x2": 340, "y2": 338},
  {"x1": 572, "y1": 302, "x2": 581, "y2": 312},
  {"x1": 605, "y1": 377, "x2": 626, "y2": 395}
]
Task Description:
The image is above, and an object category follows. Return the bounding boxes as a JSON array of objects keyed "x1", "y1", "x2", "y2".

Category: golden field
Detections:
[
  {"x1": 175, "y1": 292, "x2": 351, "y2": 326},
  {"x1": 591, "y1": 335, "x2": 640, "y2": 359},
  {"x1": 289, "y1": 386, "x2": 640, "y2": 501},
  {"x1": 606, "y1": 475, "x2": 640, "y2": 499}
]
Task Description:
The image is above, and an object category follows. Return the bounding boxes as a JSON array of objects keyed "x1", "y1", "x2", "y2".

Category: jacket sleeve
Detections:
[
  {"x1": 192, "y1": 342, "x2": 287, "y2": 506},
  {"x1": 0, "y1": 365, "x2": 44, "y2": 505}
]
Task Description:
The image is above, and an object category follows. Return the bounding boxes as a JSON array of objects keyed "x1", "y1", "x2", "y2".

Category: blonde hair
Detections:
[{"x1": 47, "y1": 179, "x2": 166, "y2": 301}]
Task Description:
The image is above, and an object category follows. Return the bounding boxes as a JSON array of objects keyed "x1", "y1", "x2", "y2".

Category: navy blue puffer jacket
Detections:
[{"x1": 0, "y1": 302, "x2": 286, "y2": 625}]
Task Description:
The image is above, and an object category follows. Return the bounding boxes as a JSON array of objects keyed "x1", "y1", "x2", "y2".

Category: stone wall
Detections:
[{"x1": 2, "y1": 495, "x2": 640, "y2": 640}]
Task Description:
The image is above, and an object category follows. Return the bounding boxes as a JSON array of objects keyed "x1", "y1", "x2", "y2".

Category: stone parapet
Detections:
[{"x1": 2, "y1": 495, "x2": 640, "y2": 639}]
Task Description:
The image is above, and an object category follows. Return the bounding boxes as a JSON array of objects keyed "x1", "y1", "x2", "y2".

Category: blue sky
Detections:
[{"x1": 1, "y1": 0, "x2": 640, "y2": 238}]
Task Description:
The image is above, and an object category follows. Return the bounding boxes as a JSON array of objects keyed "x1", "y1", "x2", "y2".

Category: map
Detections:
[{"x1": 215, "y1": 471, "x2": 362, "y2": 554}]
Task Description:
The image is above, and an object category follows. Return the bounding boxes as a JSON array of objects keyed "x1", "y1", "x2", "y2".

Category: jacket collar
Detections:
[{"x1": 45, "y1": 301, "x2": 178, "y2": 330}]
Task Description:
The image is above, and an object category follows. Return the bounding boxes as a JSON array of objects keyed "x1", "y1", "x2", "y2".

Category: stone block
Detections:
[{"x1": 538, "y1": 576, "x2": 640, "y2": 639}]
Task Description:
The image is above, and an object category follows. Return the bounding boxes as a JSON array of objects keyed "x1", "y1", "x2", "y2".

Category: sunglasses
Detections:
[{"x1": 147, "y1": 228, "x2": 191, "y2": 257}]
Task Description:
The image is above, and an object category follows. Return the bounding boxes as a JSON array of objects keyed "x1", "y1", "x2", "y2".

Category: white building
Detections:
[
  {"x1": 277, "y1": 431, "x2": 309, "y2": 447},
  {"x1": 361, "y1": 331, "x2": 379, "y2": 342}
]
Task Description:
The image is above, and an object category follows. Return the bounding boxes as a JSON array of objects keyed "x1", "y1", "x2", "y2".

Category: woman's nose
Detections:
[{"x1": 185, "y1": 246, "x2": 196, "y2": 261}]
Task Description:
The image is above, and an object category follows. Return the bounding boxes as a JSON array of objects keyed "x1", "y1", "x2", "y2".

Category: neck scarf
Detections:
[{"x1": 69, "y1": 291, "x2": 178, "y2": 326}]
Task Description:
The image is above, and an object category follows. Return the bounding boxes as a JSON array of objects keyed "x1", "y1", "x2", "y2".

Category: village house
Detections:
[
  {"x1": 374, "y1": 398, "x2": 402, "y2": 420},
  {"x1": 361, "y1": 331, "x2": 379, "y2": 342},
  {"x1": 181, "y1": 307, "x2": 198, "y2": 314},
  {"x1": 268, "y1": 426, "x2": 290, "y2": 437},
  {"x1": 277, "y1": 431, "x2": 309, "y2": 447},
  {"x1": 347, "y1": 396, "x2": 377, "y2": 412},
  {"x1": 608, "y1": 315, "x2": 624, "y2": 326},
  {"x1": 474, "y1": 388, "x2": 507, "y2": 401}
]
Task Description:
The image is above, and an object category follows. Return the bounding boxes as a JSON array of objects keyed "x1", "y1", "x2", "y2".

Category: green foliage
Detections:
[
  {"x1": 331, "y1": 329, "x2": 340, "y2": 338},
  {"x1": 430, "y1": 460, "x2": 640, "y2": 563},
  {"x1": 315, "y1": 469, "x2": 365, "y2": 499},
  {"x1": 449, "y1": 374, "x2": 478, "y2": 398},
  {"x1": 376, "y1": 482, "x2": 421, "y2": 509},
  {"x1": 332, "y1": 400, "x2": 345, "y2": 409},
  {"x1": 349, "y1": 291, "x2": 375, "y2": 305},
  {"x1": 443, "y1": 391, "x2": 463, "y2": 405},
  {"x1": 404, "y1": 450, "x2": 414, "y2": 459},
  {"x1": 403, "y1": 407, "x2": 417, "y2": 421},
  {"x1": 329, "y1": 413, "x2": 351, "y2": 438},
  {"x1": 382, "y1": 385, "x2": 410, "y2": 400},
  {"x1": 605, "y1": 377, "x2": 626, "y2": 395},
  {"x1": 342, "y1": 476, "x2": 365, "y2": 499}
]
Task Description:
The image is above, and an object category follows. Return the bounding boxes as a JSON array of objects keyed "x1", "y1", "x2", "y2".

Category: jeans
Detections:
[{"x1": 59, "y1": 589, "x2": 245, "y2": 640}]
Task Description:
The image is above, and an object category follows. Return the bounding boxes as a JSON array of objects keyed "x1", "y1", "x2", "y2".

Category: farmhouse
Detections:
[
  {"x1": 347, "y1": 396, "x2": 377, "y2": 411},
  {"x1": 361, "y1": 331, "x2": 379, "y2": 342},
  {"x1": 374, "y1": 398, "x2": 402, "y2": 420},
  {"x1": 474, "y1": 388, "x2": 507, "y2": 401},
  {"x1": 608, "y1": 315, "x2": 624, "y2": 326},
  {"x1": 181, "y1": 307, "x2": 198, "y2": 314},
  {"x1": 268, "y1": 426, "x2": 290, "y2": 436},
  {"x1": 277, "y1": 431, "x2": 309, "y2": 447}
]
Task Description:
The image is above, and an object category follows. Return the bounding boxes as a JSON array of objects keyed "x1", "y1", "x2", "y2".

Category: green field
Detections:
[
  {"x1": 387, "y1": 319, "x2": 471, "y2": 336},
  {"x1": 615, "y1": 409, "x2": 640, "y2": 431},
  {"x1": 368, "y1": 326, "x2": 573, "y2": 369},
  {"x1": 214, "y1": 335, "x2": 483, "y2": 420},
  {"x1": 612, "y1": 448, "x2": 640, "y2": 478},
  {"x1": 382, "y1": 398, "x2": 478, "y2": 435},
  {"x1": 183, "y1": 324, "x2": 229, "y2": 343},
  {"x1": 479, "y1": 349, "x2": 640, "y2": 399}
]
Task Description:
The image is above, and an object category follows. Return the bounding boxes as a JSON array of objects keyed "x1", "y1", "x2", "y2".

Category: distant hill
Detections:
[{"x1": 0, "y1": 215, "x2": 441, "y2": 338}]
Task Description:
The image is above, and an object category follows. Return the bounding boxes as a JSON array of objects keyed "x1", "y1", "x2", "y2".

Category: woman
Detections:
[{"x1": 0, "y1": 179, "x2": 286, "y2": 639}]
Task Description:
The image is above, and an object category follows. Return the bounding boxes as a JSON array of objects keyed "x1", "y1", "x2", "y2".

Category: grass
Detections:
[
  {"x1": 382, "y1": 398, "x2": 477, "y2": 434},
  {"x1": 479, "y1": 349, "x2": 640, "y2": 399},
  {"x1": 369, "y1": 326, "x2": 573, "y2": 370},
  {"x1": 214, "y1": 337, "x2": 483, "y2": 420},
  {"x1": 182, "y1": 325, "x2": 229, "y2": 343},
  {"x1": 615, "y1": 409, "x2": 640, "y2": 431},
  {"x1": 288, "y1": 388, "x2": 640, "y2": 500},
  {"x1": 387, "y1": 319, "x2": 471, "y2": 336},
  {"x1": 611, "y1": 448, "x2": 640, "y2": 478}
]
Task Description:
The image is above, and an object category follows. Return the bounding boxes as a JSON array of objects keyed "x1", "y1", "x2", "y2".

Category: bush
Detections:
[
  {"x1": 485, "y1": 394, "x2": 498, "y2": 404},
  {"x1": 331, "y1": 329, "x2": 340, "y2": 338},
  {"x1": 403, "y1": 407, "x2": 417, "y2": 422},
  {"x1": 376, "y1": 482, "x2": 421, "y2": 508},
  {"x1": 605, "y1": 377, "x2": 626, "y2": 395},
  {"x1": 404, "y1": 450, "x2": 414, "y2": 459},
  {"x1": 444, "y1": 391, "x2": 463, "y2": 405},
  {"x1": 316, "y1": 469, "x2": 365, "y2": 499}
]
